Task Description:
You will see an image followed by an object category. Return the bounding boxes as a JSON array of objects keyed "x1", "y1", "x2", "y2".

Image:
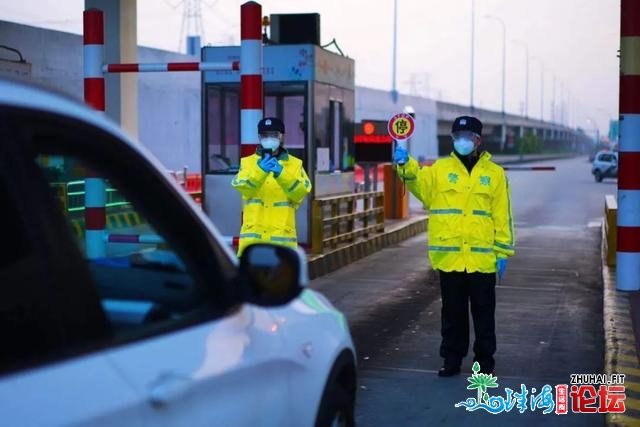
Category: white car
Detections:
[
  {"x1": 591, "y1": 150, "x2": 618, "y2": 182},
  {"x1": 0, "y1": 79, "x2": 356, "y2": 427}
]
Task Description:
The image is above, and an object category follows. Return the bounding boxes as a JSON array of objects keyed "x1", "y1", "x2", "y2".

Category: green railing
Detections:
[{"x1": 52, "y1": 180, "x2": 131, "y2": 213}]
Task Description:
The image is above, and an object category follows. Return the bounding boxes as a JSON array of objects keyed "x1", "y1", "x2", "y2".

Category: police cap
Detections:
[
  {"x1": 258, "y1": 117, "x2": 285, "y2": 134},
  {"x1": 451, "y1": 116, "x2": 483, "y2": 136}
]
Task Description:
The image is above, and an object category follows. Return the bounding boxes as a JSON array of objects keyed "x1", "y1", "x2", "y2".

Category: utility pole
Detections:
[
  {"x1": 470, "y1": 0, "x2": 475, "y2": 112},
  {"x1": 180, "y1": 0, "x2": 204, "y2": 52},
  {"x1": 391, "y1": 0, "x2": 398, "y2": 103},
  {"x1": 514, "y1": 40, "x2": 529, "y2": 119}
]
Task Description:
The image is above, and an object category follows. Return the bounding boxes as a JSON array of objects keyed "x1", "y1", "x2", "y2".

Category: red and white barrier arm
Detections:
[
  {"x1": 107, "y1": 234, "x2": 165, "y2": 244},
  {"x1": 104, "y1": 61, "x2": 240, "y2": 73},
  {"x1": 503, "y1": 166, "x2": 556, "y2": 171}
]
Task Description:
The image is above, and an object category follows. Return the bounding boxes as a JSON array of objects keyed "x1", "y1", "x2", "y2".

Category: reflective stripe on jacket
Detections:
[
  {"x1": 397, "y1": 151, "x2": 515, "y2": 272},
  {"x1": 231, "y1": 150, "x2": 311, "y2": 256}
]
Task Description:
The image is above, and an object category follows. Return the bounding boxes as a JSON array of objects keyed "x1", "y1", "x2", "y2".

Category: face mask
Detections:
[
  {"x1": 260, "y1": 136, "x2": 280, "y2": 151},
  {"x1": 454, "y1": 138, "x2": 475, "y2": 156}
]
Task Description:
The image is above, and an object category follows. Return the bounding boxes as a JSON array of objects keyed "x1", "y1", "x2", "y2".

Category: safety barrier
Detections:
[
  {"x1": 51, "y1": 180, "x2": 130, "y2": 213},
  {"x1": 70, "y1": 210, "x2": 144, "y2": 239},
  {"x1": 603, "y1": 194, "x2": 617, "y2": 267},
  {"x1": 53, "y1": 173, "x2": 202, "y2": 214},
  {"x1": 184, "y1": 173, "x2": 202, "y2": 204},
  {"x1": 311, "y1": 191, "x2": 385, "y2": 255},
  {"x1": 169, "y1": 170, "x2": 203, "y2": 205}
]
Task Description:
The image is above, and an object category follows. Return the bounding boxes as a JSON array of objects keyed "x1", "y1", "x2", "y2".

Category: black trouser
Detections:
[{"x1": 439, "y1": 271, "x2": 496, "y2": 371}]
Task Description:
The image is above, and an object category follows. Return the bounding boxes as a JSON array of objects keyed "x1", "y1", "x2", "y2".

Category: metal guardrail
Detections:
[
  {"x1": 51, "y1": 180, "x2": 131, "y2": 213},
  {"x1": 311, "y1": 191, "x2": 385, "y2": 255},
  {"x1": 604, "y1": 194, "x2": 617, "y2": 267}
]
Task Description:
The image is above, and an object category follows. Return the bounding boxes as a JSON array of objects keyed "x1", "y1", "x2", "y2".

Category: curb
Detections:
[
  {"x1": 602, "y1": 223, "x2": 640, "y2": 426},
  {"x1": 307, "y1": 215, "x2": 427, "y2": 280}
]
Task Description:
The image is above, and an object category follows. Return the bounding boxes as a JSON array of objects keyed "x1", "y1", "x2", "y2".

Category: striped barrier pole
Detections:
[
  {"x1": 240, "y1": 1, "x2": 263, "y2": 157},
  {"x1": 83, "y1": 9, "x2": 107, "y2": 259},
  {"x1": 502, "y1": 166, "x2": 556, "y2": 171},
  {"x1": 617, "y1": 0, "x2": 640, "y2": 290}
]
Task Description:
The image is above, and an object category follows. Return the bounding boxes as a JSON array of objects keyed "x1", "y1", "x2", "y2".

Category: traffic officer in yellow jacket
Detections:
[
  {"x1": 394, "y1": 115, "x2": 515, "y2": 377},
  {"x1": 232, "y1": 117, "x2": 311, "y2": 256}
]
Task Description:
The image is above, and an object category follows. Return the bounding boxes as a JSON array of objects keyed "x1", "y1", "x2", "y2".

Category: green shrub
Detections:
[{"x1": 516, "y1": 131, "x2": 543, "y2": 154}]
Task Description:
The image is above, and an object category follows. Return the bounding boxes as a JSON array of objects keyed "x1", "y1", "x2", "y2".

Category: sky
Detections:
[{"x1": 0, "y1": 0, "x2": 620, "y2": 136}]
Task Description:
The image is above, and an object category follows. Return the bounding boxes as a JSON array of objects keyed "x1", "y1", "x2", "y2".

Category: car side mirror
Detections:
[{"x1": 238, "y1": 244, "x2": 308, "y2": 307}]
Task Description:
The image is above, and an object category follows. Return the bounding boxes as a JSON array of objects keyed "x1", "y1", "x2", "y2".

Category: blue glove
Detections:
[
  {"x1": 394, "y1": 145, "x2": 409, "y2": 165},
  {"x1": 257, "y1": 155, "x2": 272, "y2": 173},
  {"x1": 267, "y1": 157, "x2": 283, "y2": 177},
  {"x1": 496, "y1": 257, "x2": 508, "y2": 280}
]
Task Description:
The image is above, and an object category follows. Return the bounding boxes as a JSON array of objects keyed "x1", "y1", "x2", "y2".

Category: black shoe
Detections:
[{"x1": 438, "y1": 365, "x2": 461, "y2": 377}]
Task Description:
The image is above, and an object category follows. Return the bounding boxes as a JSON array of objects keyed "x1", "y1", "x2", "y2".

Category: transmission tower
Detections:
[{"x1": 166, "y1": 0, "x2": 208, "y2": 52}]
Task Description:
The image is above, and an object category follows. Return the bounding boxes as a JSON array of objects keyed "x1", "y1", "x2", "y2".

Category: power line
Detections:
[{"x1": 166, "y1": 0, "x2": 218, "y2": 52}]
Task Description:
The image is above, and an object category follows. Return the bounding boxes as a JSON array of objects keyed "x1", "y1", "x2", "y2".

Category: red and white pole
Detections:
[
  {"x1": 240, "y1": 1, "x2": 263, "y2": 157},
  {"x1": 83, "y1": 9, "x2": 107, "y2": 259},
  {"x1": 618, "y1": 0, "x2": 640, "y2": 290},
  {"x1": 84, "y1": 9, "x2": 105, "y2": 111}
]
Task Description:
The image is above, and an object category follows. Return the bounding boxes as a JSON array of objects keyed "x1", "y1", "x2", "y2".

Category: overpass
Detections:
[{"x1": 436, "y1": 101, "x2": 592, "y2": 155}]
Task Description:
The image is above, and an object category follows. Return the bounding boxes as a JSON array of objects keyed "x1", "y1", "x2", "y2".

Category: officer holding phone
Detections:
[{"x1": 231, "y1": 117, "x2": 312, "y2": 256}]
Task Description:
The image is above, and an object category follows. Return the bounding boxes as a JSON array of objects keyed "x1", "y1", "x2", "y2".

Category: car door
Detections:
[
  {"x1": 2, "y1": 102, "x2": 291, "y2": 426},
  {"x1": 611, "y1": 154, "x2": 618, "y2": 176},
  {"x1": 0, "y1": 127, "x2": 144, "y2": 426}
]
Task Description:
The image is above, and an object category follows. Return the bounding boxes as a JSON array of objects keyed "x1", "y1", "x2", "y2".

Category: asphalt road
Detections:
[{"x1": 310, "y1": 155, "x2": 615, "y2": 426}]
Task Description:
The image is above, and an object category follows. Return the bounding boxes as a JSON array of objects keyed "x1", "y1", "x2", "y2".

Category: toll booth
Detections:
[{"x1": 202, "y1": 44, "x2": 355, "y2": 247}]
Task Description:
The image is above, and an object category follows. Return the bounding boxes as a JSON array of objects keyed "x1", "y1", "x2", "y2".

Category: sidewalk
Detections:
[{"x1": 601, "y1": 224, "x2": 640, "y2": 426}]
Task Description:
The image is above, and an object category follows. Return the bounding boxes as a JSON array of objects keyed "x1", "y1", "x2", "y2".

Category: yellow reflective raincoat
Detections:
[
  {"x1": 232, "y1": 148, "x2": 311, "y2": 256},
  {"x1": 397, "y1": 151, "x2": 515, "y2": 272}
]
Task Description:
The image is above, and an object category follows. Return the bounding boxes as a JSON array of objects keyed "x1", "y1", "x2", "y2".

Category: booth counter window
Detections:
[
  {"x1": 204, "y1": 80, "x2": 354, "y2": 175},
  {"x1": 206, "y1": 85, "x2": 240, "y2": 173},
  {"x1": 205, "y1": 82, "x2": 309, "y2": 174}
]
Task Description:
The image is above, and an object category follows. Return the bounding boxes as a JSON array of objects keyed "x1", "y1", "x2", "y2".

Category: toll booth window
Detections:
[
  {"x1": 36, "y1": 154, "x2": 203, "y2": 336},
  {"x1": 206, "y1": 85, "x2": 240, "y2": 172},
  {"x1": 284, "y1": 96, "x2": 305, "y2": 148},
  {"x1": 264, "y1": 92, "x2": 306, "y2": 164}
]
